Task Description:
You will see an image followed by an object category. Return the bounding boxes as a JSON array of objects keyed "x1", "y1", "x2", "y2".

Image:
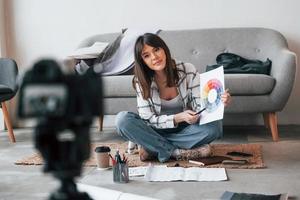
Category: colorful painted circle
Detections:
[{"x1": 202, "y1": 79, "x2": 224, "y2": 112}]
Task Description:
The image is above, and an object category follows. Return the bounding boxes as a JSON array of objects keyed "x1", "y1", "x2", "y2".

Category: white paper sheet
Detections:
[
  {"x1": 129, "y1": 166, "x2": 149, "y2": 177},
  {"x1": 68, "y1": 42, "x2": 109, "y2": 59},
  {"x1": 144, "y1": 165, "x2": 227, "y2": 182},
  {"x1": 199, "y1": 66, "x2": 225, "y2": 125},
  {"x1": 100, "y1": 28, "x2": 158, "y2": 75}
]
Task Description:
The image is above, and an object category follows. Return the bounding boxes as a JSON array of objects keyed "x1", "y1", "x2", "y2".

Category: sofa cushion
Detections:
[
  {"x1": 102, "y1": 75, "x2": 135, "y2": 97},
  {"x1": 103, "y1": 97, "x2": 137, "y2": 114},
  {"x1": 102, "y1": 74, "x2": 275, "y2": 97},
  {"x1": 225, "y1": 74, "x2": 275, "y2": 95}
]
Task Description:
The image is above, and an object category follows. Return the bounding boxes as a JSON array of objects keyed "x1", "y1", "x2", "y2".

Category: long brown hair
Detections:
[{"x1": 132, "y1": 33, "x2": 179, "y2": 99}]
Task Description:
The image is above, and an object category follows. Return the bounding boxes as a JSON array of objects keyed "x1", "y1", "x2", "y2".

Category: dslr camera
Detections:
[
  {"x1": 19, "y1": 59, "x2": 102, "y2": 118},
  {"x1": 18, "y1": 59, "x2": 103, "y2": 200}
]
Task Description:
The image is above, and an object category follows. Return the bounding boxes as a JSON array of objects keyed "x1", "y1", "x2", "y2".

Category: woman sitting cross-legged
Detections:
[{"x1": 115, "y1": 33, "x2": 231, "y2": 163}]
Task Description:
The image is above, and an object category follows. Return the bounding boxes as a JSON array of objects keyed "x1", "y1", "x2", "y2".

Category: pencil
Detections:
[
  {"x1": 109, "y1": 154, "x2": 116, "y2": 166},
  {"x1": 193, "y1": 108, "x2": 206, "y2": 115},
  {"x1": 189, "y1": 160, "x2": 205, "y2": 166}
]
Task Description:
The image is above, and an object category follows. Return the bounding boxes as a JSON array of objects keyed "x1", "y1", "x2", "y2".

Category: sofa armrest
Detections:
[{"x1": 269, "y1": 48, "x2": 297, "y2": 111}]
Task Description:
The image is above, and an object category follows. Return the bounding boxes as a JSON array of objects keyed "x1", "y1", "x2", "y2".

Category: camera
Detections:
[
  {"x1": 18, "y1": 59, "x2": 103, "y2": 200},
  {"x1": 19, "y1": 59, "x2": 102, "y2": 118}
]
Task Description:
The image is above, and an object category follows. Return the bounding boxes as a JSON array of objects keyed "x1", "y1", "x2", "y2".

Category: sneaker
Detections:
[
  {"x1": 175, "y1": 144, "x2": 212, "y2": 161},
  {"x1": 139, "y1": 146, "x2": 156, "y2": 161},
  {"x1": 126, "y1": 142, "x2": 138, "y2": 155}
]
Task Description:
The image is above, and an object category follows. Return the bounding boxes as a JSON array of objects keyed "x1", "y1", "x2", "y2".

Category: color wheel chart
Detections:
[
  {"x1": 199, "y1": 66, "x2": 225, "y2": 125},
  {"x1": 202, "y1": 79, "x2": 224, "y2": 113}
]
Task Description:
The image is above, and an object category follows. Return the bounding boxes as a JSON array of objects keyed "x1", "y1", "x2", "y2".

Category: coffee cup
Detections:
[{"x1": 95, "y1": 146, "x2": 111, "y2": 170}]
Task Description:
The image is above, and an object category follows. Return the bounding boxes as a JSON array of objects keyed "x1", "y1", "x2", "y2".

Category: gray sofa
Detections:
[{"x1": 78, "y1": 27, "x2": 296, "y2": 141}]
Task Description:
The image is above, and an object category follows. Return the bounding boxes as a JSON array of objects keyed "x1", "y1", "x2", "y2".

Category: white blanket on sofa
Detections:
[{"x1": 75, "y1": 28, "x2": 159, "y2": 76}]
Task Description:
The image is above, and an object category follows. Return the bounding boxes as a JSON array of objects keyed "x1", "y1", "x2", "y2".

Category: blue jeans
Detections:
[{"x1": 115, "y1": 111, "x2": 223, "y2": 162}]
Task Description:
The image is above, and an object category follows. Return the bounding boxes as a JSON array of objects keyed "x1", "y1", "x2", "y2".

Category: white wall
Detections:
[{"x1": 4, "y1": 0, "x2": 300, "y2": 125}]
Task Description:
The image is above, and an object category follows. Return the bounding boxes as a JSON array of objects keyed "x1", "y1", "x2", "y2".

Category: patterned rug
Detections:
[{"x1": 15, "y1": 142, "x2": 265, "y2": 169}]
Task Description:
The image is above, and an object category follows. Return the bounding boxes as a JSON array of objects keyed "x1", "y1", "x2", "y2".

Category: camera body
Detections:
[{"x1": 18, "y1": 59, "x2": 102, "y2": 119}]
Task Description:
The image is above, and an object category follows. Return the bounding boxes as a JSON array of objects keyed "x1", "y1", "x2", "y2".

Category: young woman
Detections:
[{"x1": 115, "y1": 33, "x2": 231, "y2": 163}]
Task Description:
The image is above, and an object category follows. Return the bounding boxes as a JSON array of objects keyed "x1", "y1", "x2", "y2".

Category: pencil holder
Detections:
[{"x1": 113, "y1": 163, "x2": 129, "y2": 183}]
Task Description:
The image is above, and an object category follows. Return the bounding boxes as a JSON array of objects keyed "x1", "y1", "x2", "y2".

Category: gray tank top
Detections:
[{"x1": 160, "y1": 95, "x2": 183, "y2": 115}]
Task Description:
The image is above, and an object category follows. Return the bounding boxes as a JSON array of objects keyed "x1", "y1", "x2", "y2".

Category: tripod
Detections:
[{"x1": 35, "y1": 118, "x2": 93, "y2": 200}]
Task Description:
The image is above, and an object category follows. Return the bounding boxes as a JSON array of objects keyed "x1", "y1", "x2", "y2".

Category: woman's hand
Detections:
[
  {"x1": 222, "y1": 89, "x2": 232, "y2": 107},
  {"x1": 174, "y1": 110, "x2": 199, "y2": 124}
]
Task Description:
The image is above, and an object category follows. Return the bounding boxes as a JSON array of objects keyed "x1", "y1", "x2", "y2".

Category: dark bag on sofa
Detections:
[{"x1": 206, "y1": 53, "x2": 272, "y2": 75}]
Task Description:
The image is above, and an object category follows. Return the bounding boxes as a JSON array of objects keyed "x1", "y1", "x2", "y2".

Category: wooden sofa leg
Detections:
[
  {"x1": 98, "y1": 115, "x2": 103, "y2": 132},
  {"x1": 264, "y1": 112, "x2": 279, "y2": 142},
  {"x1": 1, "y1": 102, "x2": 16, "y2": 143}
]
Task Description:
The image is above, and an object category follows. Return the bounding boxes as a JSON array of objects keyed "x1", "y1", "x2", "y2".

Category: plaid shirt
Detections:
[{"x1": 135, "y1": 61, "x2": 202, "y2": 129}]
